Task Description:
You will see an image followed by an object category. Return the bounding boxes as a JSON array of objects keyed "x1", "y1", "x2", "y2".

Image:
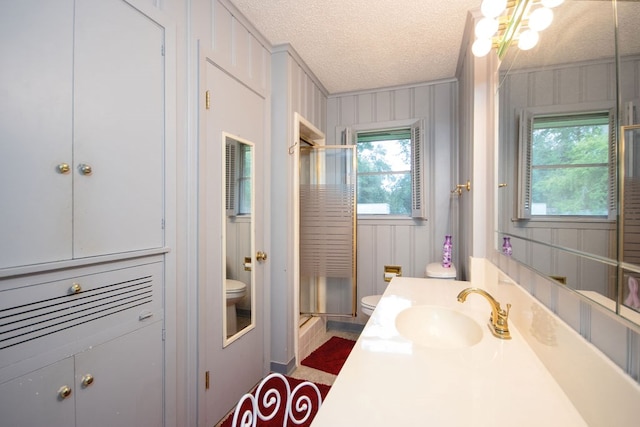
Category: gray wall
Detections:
[
  {"x1": 326, "y1": 81, "x2": 458, "y2": 324},
  {"x1": 270, "y1": 46, "x2": 328, "y2": 369}
]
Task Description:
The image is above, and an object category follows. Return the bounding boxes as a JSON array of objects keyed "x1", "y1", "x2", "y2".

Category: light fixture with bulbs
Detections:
[{"x1": 471, "y1": 0, "x2": 564, "y2": 59}]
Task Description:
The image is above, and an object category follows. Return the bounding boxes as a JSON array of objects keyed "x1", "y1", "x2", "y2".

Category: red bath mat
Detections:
[{"x1": 301, "y1": 336, "x2": 356, "y2": 375}]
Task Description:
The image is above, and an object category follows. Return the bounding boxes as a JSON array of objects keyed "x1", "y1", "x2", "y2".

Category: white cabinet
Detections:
[
  {"x1": 0, "y1": 1, "x2": 166, "y2": 422},
  {"x1": 0, "y1": 0, "x2": 74, "y2": 269},
  {"x1": 0, "y1": 261, "x2": 164, "y2": 427},
  {"x1": 0, "y1": 0, "x2": 165, "y2": 269},
  {"x1": 0, "y1": 323, "x2": 162, "y2": 427},
  {"x1": 75, "y1": 322, "x2": 163, "y2": 427},
  {"x1": 0, "y1": 358, "x2": 76, "y2": 427}
]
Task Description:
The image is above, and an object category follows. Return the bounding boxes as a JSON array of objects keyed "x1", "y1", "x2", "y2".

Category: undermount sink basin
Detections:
[{"x1": 395, "y1": 305, "x2": 483, "y2": 349}]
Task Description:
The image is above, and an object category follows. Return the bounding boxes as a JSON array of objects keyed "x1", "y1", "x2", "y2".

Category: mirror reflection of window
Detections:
[
  {"x1": 226, "y1": 140, "x2": 253, "y2": 216},
  {"x1": 238, "y1": 143, "x2": 252, "y2": 215},
  {"x1": 518, "y1": 110, "x2": 615, "y2": 219},
  {"x1": 225, "y1": 141, "x2": 238, "y2": 216}
]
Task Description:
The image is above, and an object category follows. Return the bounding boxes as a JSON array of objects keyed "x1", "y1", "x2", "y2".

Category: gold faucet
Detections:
[{"x1": 457, "y1": 287, "x2": 512, "y2": 340}]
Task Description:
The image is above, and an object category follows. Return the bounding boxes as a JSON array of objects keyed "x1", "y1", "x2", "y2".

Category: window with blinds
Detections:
[
  {"x1": 355, "y1": 120, "x2": 425, "y2": 218},
  {"x1": 226, "y1": 140, "x2": 252, "y2": 216},
  {"x1": 518, "y1": 110, "x2": 616, "y2": 219}
]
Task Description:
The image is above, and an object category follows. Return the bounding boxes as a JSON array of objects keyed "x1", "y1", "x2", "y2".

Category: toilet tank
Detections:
[{"x1": 425, "y1": 262, "x2": 456, "y2": 279}]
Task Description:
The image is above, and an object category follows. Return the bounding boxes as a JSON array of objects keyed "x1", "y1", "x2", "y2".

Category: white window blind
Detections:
[
  {"x1": 411, "y1": 120, "x2": 426, "y2": 218},
  {"x1": 225, "y1": 141, "x2": 237, "y2": 216}
]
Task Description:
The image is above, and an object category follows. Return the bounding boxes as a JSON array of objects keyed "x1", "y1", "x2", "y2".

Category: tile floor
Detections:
[{"x1": 289, "y1": 328, "x2": 360, "y2": 386}]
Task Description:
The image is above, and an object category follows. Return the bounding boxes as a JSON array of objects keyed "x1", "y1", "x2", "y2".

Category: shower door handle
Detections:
[{"x1": 256, "y1": 251, "x2": 268, "y2": 262}]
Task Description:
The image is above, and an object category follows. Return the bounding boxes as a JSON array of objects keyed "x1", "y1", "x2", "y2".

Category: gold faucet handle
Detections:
[
  {"x1": 505, "y1": 303, "x2": 511, "y2": 316},
  {"x1": 495, "y1": 303, "x2": 511, "y2": 322},
  {"x1": 494, "y1": 303, "x2": 512, "y2": 339}
]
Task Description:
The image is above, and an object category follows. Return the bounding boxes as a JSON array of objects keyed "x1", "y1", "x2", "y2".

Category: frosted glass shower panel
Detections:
[
  {"x1": 299, "y1": 146, "x2": 357, "y2": 316},
  {"x1": 300, "y1": 184, "x2": 354, "y2": 277}
]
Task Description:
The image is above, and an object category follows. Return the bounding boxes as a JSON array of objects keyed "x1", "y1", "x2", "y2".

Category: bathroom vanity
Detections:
[{"x1": 312, "y1": 264, "x2": 640, "y2": 426}]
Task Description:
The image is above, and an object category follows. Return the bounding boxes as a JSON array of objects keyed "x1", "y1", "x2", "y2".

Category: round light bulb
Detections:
[
  {"x1": 529, "y1": 7, "x2": 553, "y2": 32},
  {"x1": 481, "y1": 0, "x2": 507, "y2": 18},
  {"x1": 518, "y1": 29, "x2": 539, "y2": 51},
  {"x1": 475, "y1": 17, "x2": 499, "y2": 39},
  {"x1": 541, "y1": 0, "x2": 564, "y2": 8},
  {"x1": 472, "y1": 38, "x2": 493, "y2": 57}
]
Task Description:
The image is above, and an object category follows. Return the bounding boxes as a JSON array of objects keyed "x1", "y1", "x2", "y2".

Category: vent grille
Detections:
[{"x1": 0, "y1": 275, "x2": 153, "y2": 351}]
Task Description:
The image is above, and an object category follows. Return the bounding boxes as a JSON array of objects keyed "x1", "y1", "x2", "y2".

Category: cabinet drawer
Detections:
[{"x1": 0, "y1": 262, "x2": 162, "y2": 370}]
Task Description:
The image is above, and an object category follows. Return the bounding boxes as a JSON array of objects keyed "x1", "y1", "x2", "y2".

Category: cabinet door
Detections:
[
  {"x1": 0, "y1": 358, "x2": 75, "y2": 426},
  {"x1": 73, "y1": 0, "x2": 165, "y2": 258},
  {"x1": 0, "y1": 0, "x2": 74, "y2": 269},
  {"x1": 74, "y1": 321, "x2": 163, "y2": 427}
]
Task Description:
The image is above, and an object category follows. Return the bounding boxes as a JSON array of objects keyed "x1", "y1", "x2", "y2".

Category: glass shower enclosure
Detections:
[{"x1": 299, "y1": 145, "x2": 357, "y2": 317}]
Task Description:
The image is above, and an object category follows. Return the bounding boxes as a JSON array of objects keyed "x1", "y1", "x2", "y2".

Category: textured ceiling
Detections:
[
  {"x1": 231, "y1": 0, "x2": 479, "y2": 94},
  {"x1": 230, "y1": 0, "x2": 640, "y2": 95}
]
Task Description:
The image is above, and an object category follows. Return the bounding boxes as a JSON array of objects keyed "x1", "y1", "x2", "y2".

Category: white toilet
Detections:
[
  {"x1": 361, "y1": 294, "x2": 382, "y2": 317},
  {"x1": 225, "y1": 278, "x2": 247, "y2": 335},
  {"x1": 425, "y1": 262, "x2": 457, "y2": 280},
  {"x1": 360, "y1": 263, "x2": 457, "y2": 317}
]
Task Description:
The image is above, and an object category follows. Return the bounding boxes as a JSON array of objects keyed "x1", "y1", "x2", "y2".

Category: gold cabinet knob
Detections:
[
  {"x1": 256, "y1": 251, "x2": 267, "y2": 262},
  {"x1": 70, "y1": 283, "x2": 82, "y2": 294},
  {"x1": 57, "y1": 163, "x2": 71, "y2": 174},
  {"x1": 58, "y1": 385, "x2": 72, "y2": 400},
  {"x1": 81, "y1": 374, "x2": 94, "y2": 388},
  {"x1": 78, "y1": 163, "x2": 92, "y2": 175}
]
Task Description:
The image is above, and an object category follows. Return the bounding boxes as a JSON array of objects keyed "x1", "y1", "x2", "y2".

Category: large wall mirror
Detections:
[
  {"x1": 223, "y1": 132, "x2": 255, "y2": 346},
  {"x1": 497, "y1": 0, "x2": 640, "y2": 327}
]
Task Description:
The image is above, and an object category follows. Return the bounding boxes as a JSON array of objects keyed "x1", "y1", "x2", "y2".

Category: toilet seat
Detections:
[
  {"x1": 361, "y1": 295, "x2": 382, "y2": 316},
  {"x1": 225, "y1": 279, "x2": 247, "y2": 298},
  {"x1": 425, "y1": 262, "x2": 456, "y2": 279}
]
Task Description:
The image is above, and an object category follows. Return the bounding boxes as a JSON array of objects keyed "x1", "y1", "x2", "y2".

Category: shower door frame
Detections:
[
  {"x1": 298, "y1": 143, "x2": 357, "y2": 318},
  {"x1": 293, "y1": 114, "x2": 357, "y2": 322}
]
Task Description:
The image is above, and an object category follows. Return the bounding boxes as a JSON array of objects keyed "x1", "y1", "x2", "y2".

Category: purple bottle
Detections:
[
  {"x1": 442, "y1": 235, "x2": 452, "y2": 268},
  {"x1": 502, "y1": 237, "x2": 512, "y2": 256}
]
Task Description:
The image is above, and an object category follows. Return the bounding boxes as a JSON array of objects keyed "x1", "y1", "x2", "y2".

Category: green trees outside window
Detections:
[
  {"x1": 357, "y1": 129, "x2": 411, "y2": 215},
  {"x1": 530, "y1": 113, "x2": 610, "y2": 216}
]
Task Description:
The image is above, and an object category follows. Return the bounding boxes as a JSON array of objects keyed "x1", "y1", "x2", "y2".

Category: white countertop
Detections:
[{"x1": 312, "y1": 277, "x2": 587, "y2": 427}]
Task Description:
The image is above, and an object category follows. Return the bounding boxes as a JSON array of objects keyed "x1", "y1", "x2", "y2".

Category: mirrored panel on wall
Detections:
[
  {"x1": 621, "y1": 126, "x2": 640, "y2": 321},
  {"x1": 223, "y1": 133, "x2": 255, "y2": 345},
  {"x1": 496, "y1": 0, "x2": 640, "y2": 325}
]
